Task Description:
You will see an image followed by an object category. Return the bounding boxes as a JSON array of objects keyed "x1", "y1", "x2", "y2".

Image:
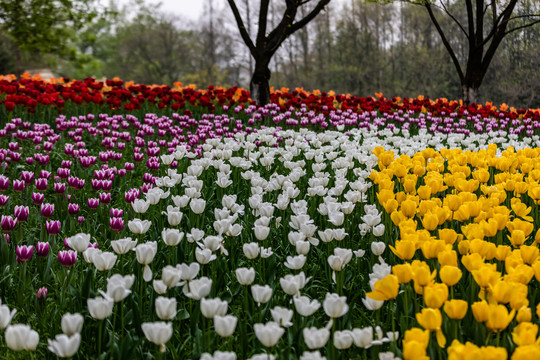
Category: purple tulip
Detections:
[
  {"x1": 54, "y1": 182, "x2": 66, "y2": 194},
  {"x1": 16, "y1": 245, "x2": 33, "y2": 263},
  {"x1": 1, "y1": 215, "x2": 17, "y2": 232},
  {"x1": 110, "y1": 208, "x2": 123, "y2": 218},
  {"x1": 36, "y1": 242, "x2": 50, "y2": 257},
  {"x1": 41, "y1": 203, "x2": 54, "y2": 218},
  {"x1": 13, "y1": 179, "x2": 25, "y2": 192},
  {"x1": 99, "y1": 192, "x2": 111, "y2": 204},
  {"x1": 46, "y1": 220, "x2": 61, "y2": 235},
  {"x1": 39, "y1": 170, "x2": 52, "y2": 179},
  {"x1": 87, "y1": 198, "x2": 99, "y2": 209},
  {"x1": 58, "y1": 250, "x2": 77, "y2": 267},
  {"x1": 78, "y1": 216, "x2": 85, "y2": 223},
  {"x1": 109, "y1": 217, "x2": 124, "y2": 232},
  {"x1": 14, "y1": 205, "x2": 29, "y2": 222},
  {"x1": 20, "y1": 170, "x2": 34, "y2": 185},
  {"x1": 0, "y1": 175, "x2": 9, "y2": 191},
  {"x1": 0, "y1": 194, "x2": 9, "y2": 206},
  {"x1": 68, "y1": 203, "x2": 80, "y2": 216},
  {"x1": 32, "y1": 192, "x2": 45, "y2": 205},
  {"x1": 35, "y1": 178, "x2": 48, "y2": 191}
]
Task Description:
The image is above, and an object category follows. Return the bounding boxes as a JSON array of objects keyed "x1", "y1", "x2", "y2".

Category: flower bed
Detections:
[{"x1": 0, "y1": 76, "x2": 539, "y2": 359}]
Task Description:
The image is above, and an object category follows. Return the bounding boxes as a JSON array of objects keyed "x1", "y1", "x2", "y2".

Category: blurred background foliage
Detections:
[{"x1": 0, "y1": 0, "x2": 538, "y2": 108}]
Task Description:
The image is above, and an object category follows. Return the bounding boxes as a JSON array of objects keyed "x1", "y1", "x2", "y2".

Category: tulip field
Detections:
[{"x1": 2, "y1": 74, "x2": 540, "y2": 359}]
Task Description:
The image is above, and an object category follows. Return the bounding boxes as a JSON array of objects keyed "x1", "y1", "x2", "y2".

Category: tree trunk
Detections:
[
  {"x1": 250, "y1": 59, "x2": 271, "y2": 106},
  {"x1": 461, "y1": 84, "x2": 479, "y2": 105}
]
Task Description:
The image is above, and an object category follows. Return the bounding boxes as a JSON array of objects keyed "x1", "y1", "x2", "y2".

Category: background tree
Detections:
[
  {"x1": 410, "y1": 0, "x2": 540, "y2": 104},
  {"x1": 0, "y1": 0, "x2": 100, "y2": 74},
  {"x1": 227, "y1": 0, "x2": 331, "y2": 105}
]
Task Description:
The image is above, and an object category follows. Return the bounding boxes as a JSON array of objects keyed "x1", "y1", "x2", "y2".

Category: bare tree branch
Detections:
[
  {"x1": 289, "y1": 0, "x2": 330, "y2": 34},
  {"x1": 227, "y1": 0, "x2": 256, "y2": 55},
  {"x1": 438, "y1": 1, "x2": 469, "y2": 39},
  {"x1": 425, "y1": 2, "x2": 464, "y2": 81},
  {"x1": 505, "y1": 19, "x2": 540, "y2": 35}
]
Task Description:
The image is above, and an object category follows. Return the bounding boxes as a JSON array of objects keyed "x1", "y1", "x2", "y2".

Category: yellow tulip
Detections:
[
  {"x1": 457, "y1": 239, "x2": 470, "y2": 255},
  {"x1": 420, "y1": 239, "x2": 446, "y2": 259},
  {"x1": 424, "y1": 283, "x2": 448, "y2": 309},
  {"x1": 416, "y1": 308, "x2": 445, "y2": 347},
  {"x1": 383, "y1": 198, "x2": 399, "y2": 214},
  {"x1": 444, "y1": 299, "x2": 468, "y2": 320},
  {"x1": 421, "y1": 212, "x2": 439, "y2": 231},
  {"x1": 437, "y1": 249, "x2": 458, "y2": 267},
  {"x1": 511, "y1": 200, "x2": 534, "y2": 222},
  {"x1": 401, "y1": 199, "x2": 417, "y2": 218},
  {"x1": 471, "y1": 301, "x2": 490, "y2": 322},
  {"x1": 508, "y1": 229, "x2": 527, "y2": 248},
  {"x1": 507, "y1": 219, "x2": 534, "y2": 238},
  {"x1": 520, "y1": 245, "x2": 539, "y2": 265},
  {"x1": 445, "y1": 194, "x2": 462, "y2": 212},
  {"x1": 532, "y1": 260, "x2": 540, "y2": 282},
  {"x1": 366, "y1": 274, "x2": 399, "y2": 301},
  {"x1": 402, "y1": 340, "x2": 430, "y2": 360},
  {"x1": 509, "y1": 284, "x2": 529, "y2": 311},
  {"x1": 411, "y1": 261, "x2": 436, "y2": 288},
  {"x1": 392, "y1": 263, "x2": 413, "y2": 284},
  {"x1": 461, "y1": 253, "x2": 485, "y2": 272},
  {"x1": 472, "y1": 264, "x2": 501, "y2": 288},
  {"x1": 506, "y1": 264, "x2": 535, "y2": 285},
  {"x1": 438, "y1": 228, "x2": 458, "y2": 245},
  {"x1": 512, "y1": 322, "x2": 538, "y2": 346},
  {"x1": 495, "y1": 245, "x2": 512, "y2": 261},
  {"x1": 377, "y1": 189, "x2": 395, "y2": 206},
  {"x1": 511, "y1": 345, "x2": 540, "y2": 360},
  {"x1": 489, "y1": 280, "x2": 515, "y2": 304},
  {"x1": 417, "y1": 185, "x2": 432, "y2": 200},
  {"x1": 389, "y1": 240, "x2": 416, "y2": 261},
  {"x1": 485, "y1": 304, "x2": 515, "y2": 332},
  {"x1": 439, "y1": 266, "x2": 462, "y2": 287},
  {"x1": 472, "y1": 169, "x2": 491, "y2": 183},
  {"x1": 516, "y1": 307, "x2": 532, "y2": 323}
]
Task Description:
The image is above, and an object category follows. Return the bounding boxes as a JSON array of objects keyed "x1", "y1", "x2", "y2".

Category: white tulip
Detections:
[
  {"x1": 5, "y1": 324, "x2": 39, "y2": 351},
  {"x1": 183, "y1": 277, "x2": 212, "y2": 300},
  {"x1": 270, "y1": 307, "x2": 293, "y2": 328},
  {"x1": 47, "y1": 333, "x2": 81, "y2": 358},
  {"x1": 172, "y1": 195, "x2": 190, "y2": 208},
  {"x1": 161, "y1": 228, "x2": 184, "y2": 246},
  {"x1": 141, "y1": 321, "x2": 173, "y2": 352},
  {"x1": 214, "y1": 315, "x2": 238, "y2": 337},
  {"x1": 254, "y1": 322, "x2": 284, "y2": 347},
  {"x1": 284, "y1": 254, "x2": 306, "y2": 270},
  {"x1": 251, "y1": 285, "x2": 272, "y2": 306},
  {"x1": 236, "y1": 267, "x2": 256, "y2": 286},
  {"x1": 61, "y1": 313, "x2": 84, "y2": 336},
  {"x1": 190, "y1": 198, "x2": 206, "y2": 214},
  {"x1": 293, "y1": 296, "x2": 321, "y2": 317},
  {"x1": 187, "y1": 228, "x2": 205, "y2": 243},
  {"x1": 179, "y1": 263, "x2": 200, "y2": 283},
  {"x1": 111, "y1": 237, "x2": 137, "y2": 255},
  {"x1": 243, "y1": 242, "x2": 260, "y2": 259},
  {"x1": 66, "y1": 233, "x2": 91, "y2": 253},
  {"x1": 92, "y1": 251, "x2": 117, "y2": 271},
  {"x1": 163, "y1": 206, "x2": 183, "y2": 226},
  {"x1": 153, "y1": 280, "x2": 168, "y2": 295},
  {"x1": 200, "y1": 298, "x2": 228, "y2": 319},
  {"x1": 371, "y1": 242, "x2": 386, "y2": 256},
  {"x1": 155, "y1": 297, "x2": 177, "y2": 320},
  {"x1": 352, "y1": 327, "x2": 373, "y2": 348},
  {"x1": 249, "y1": 354, "x2": 276, "y2": 360},
  {"x1": 87, "y1": 297, "x2": 114, "y2": 320},
  {"x1": 196, "y1": 248, "x2": 216, "y2": 264},
  {"x1": 303, "y1": 327, "x2": 330, "y2": 349},
  {"x1": 0, "y1": 300, "x2": 17, "y2": 329},
  {"x1": 132, "y1": 199, "x2": 150, "y2": 214},
  {"x1": 128, "y1": 219, "x2": 152, "y2": 234},
  {"x1": 334, "y1": 330, "x2": 354, "y2": 350},
  {"x1": 299, "y1": 351, "x2": 326, "y2": 360},
  {"x1": 323, "y1": 293, "x2": 349, "y2": 318}
]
